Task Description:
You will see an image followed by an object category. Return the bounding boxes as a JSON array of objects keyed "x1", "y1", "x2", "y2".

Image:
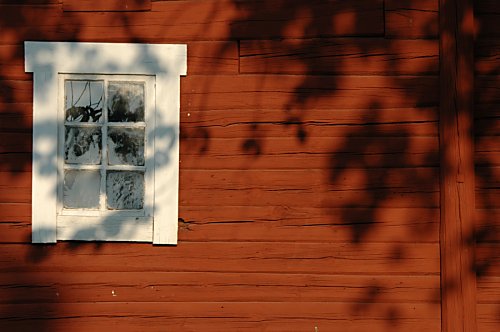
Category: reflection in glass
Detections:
[
  {"x1": 63, "y1": 170, "x2": 101, "y2": 209},
  {"x1": 65, "y1": 126, "x2": 102, "y2": 164},
  {"x1": 107, "y1": 171, "x2": 144, "y2": 210},
  {"x1": 108, "y1": 128, "x2": 145, "y2": 166},
  {"x1": 108, "y1": 82, "x2": 145, "y2": 122},
  {"x1": 65, "y1": 80, "x2": 104, "y2": 122}
]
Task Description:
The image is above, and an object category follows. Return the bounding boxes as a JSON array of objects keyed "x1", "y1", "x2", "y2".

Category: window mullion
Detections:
[{"x1": 99, "y1": 78, "x2": 108, "y2": 212}]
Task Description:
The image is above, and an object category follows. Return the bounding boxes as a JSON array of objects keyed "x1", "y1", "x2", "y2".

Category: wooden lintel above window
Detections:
[{"x1": 63, "y1": 0, "x2": 152, "y2": 12}]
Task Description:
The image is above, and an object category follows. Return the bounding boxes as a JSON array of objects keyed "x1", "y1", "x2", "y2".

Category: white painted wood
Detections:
[
  {"x1": 31, "y1": 72, "x2": 59, "y2": 243},
  {"x1": 153, "y1": 75, "x2": 181, "y2": 245},
  {"x1": 25, "y1": 41, "x2": 187, "y2": 244},
  {"x1": 57, "y1": 216, "x2": 153, "y2": 242}
]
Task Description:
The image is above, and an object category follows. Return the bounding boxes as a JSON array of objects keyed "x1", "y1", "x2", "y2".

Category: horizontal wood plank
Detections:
[
  {"x1": 63, "y1": 0, "x2": 152, "y2": 12},
  {"x1": 0, "y1": 133, "x2": 31, "y2": 153},
  {"x1": 0, "y1": 242, "x2": 440, "y2": 274},
  {"x1": 183, "y1": 108, "x2": 439, "y2": 126},
  {"x1": 0, "y1": 112, "x2": 32, "y2": 132},
  {"x1": 0, "y1": 0, "x2": 60, "y2": 3},
  {"x1": 240, "y1": 39, "x2": 439, "y2": 75},
  {"x1": 385, "y1": 0, "x2": 439, "y2": 39},
  {"x1": 477, "y1": 277, "x2": 500, "y2": 304},
  {"x1": 476, "y1": 137, "x2": 500, "y2": 157},
  {"x1": 476, "y1": 189, "x2": 500, "y2": 208},
  {"x1": 181, "y1": 168, "x2": 439, "y2": 191},
  {"x1": 0, "y1": 45, "x2": 30, "y2": 80},
  {"x1": 476, "y1": 76, "x2": 500, "y2": 104},
  {"x1": 181, "y1": 118, "x2": 438, "y2": 139},
  {"x1": 476, "y1": 209, "x2": 500, "y2": 243},
  {"x1": 476, "y1": 167, "x2": 500, "y2": 189},
  {"x1": 475, "y1": 0, "x2": 500, "y2": 14},
  {"x1": 475, "y1": 119, "x2": 500, "y2": 136},
  {"x1": 0, "y1": 272, "x2": 440, "y2": 304},
  {"x1": 185, "y1": 0, "x2": 384, "y2": 39},
  {"x1": 476, "y1": 151, "x2": 500, "y2": 166},
  {"x1": 0, "y1": 154, "x2": 32, "y2": 172},
  {"x1": 187, "y1": 41, "x2": 239, "y2": 74},
  {"x1": 0, "y1": 302, "x2": 440, "y2": 332},
  {"x1": 0, "y1": 80, "x2": 32, "y2": 104},
  {"x1": 181, "y1": 107, "x2": 438, "y2": 139},
  {"x1": 180, "y1": 136, "x2": 439, "y2": 160},
  {"x1": 476, "y1": 244, "x2": 500, "y2": 277},
  {"x1": 178, "y1": 189, "x2": 438, "y2": 208},
  {"x1": 181, "y1": 75, "x2": 439, "y2": 110},
  {"x1": 0, "y1": 203, "x2": 30, "y2": 221},
  {"x1": 477, "y1": 304, "x2": 500, "y2": 332},
  {"x1": 476, "y1": 104, "x2": 500, "y2": 119},
  {"x1": 475, "y1": 38, "x2": 500, "y2": 75},
  {"x1": 477, "y1": 14, "x2": 500, "y2": 37}
]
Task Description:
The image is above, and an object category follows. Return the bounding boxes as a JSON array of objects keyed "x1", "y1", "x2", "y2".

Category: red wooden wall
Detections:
[
  {"x1": 475, "y1": 1, "x2": 500, "y2": 330},
  {"x1": 0, "y1": 0, "x2": 496, "y2": 331}
]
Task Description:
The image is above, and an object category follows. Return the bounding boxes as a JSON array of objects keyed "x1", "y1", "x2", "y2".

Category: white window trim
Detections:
[{"x1": 25, "y1": 41, "x2": 187, "y2": 244}]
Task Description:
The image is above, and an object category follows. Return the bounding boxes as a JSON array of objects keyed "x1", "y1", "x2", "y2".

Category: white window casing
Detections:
[{"x1": 25, "y1": 41, "x2": 187, "y2": 244}]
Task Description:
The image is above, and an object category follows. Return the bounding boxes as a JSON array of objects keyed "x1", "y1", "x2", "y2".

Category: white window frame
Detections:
[{"x1": 25, "y1": 41, "x2": 187, "y2": 244}]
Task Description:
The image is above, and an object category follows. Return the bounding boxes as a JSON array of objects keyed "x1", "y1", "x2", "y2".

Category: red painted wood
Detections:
[
  {"x1": 440, "y1": 0, "x2": 477, "y2": 330},
  {"x1": 0, "y1": 1, "x2": 383, "y2": 43},
  {"x1": 474, "y1": 0, "x2": 500, "y2": 327},
  {"x1": 180, "y1": 75, "x2": 439, "y2": 111},
  {"x1": 240, "y1": 39, "x2": 439, "y2": 75},
  {"x1": 386, "y1": 0, "x2": 439, "y2": 38},
  {"x1": 475, "y1": 38, "x2": 500, "y2": 74},
  {"x1": 476, "y1": 244, "x2": 500, "y2": 276},
  {"x1": 476, "y1": 15, "x2": 500, "y2": 37},
  {"x1": 63, "y1": 0, "x2": 151, "y2": 12},
  {"x1": 0, "y1": 0, "x2": 490, "y2": 330},
  {"x1": 0, "y1": 302, "x2": 440, "y2": 332},
  {"x1": 477, "y1": 304, "x2": 500, "y2": 332},
  {"x1": 0, "y1": 272, "x2": 441, "y2": 303},
  {"x1": 0, "y1": 242, "x2": 440, "y2": 274},
  {"x1": 477, "y1": 277, "x2": 500, "y2": 304}
]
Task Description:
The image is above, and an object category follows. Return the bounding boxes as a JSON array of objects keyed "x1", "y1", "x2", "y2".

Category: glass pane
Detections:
[
  {"x1": 65, "y1": 126, "x2": 102, "y2": 164},
  {"x1": 63, "y1": 170, "x2": 101, "y2": 209},
  {"x1": 106, "y1": 171, "x2": 144, "y2": 210},
  {"x1": 65, "y1": 80, "x2": 104, "y2": 122},
  {"x1": 107, "y1": 128, "x2": 145, "y2": 166},
  {"x1": 108, "y1": 82, "x2": 145, "y2": 122}
]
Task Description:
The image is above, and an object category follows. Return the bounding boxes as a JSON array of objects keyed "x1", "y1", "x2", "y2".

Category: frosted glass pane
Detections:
[
  {"x1": 107, "y1": 128, "x2": 145, "y2": 166},
  {"x1": 65, "y1": 126, "x2": 102, "y2": 164},
  {"x1": 107, "y1": 171, "x2": 144, "y2": 210},
  {"x1": 65, "y1": 80, "x2": 104, "y2": 122},
  {"x1": 108, "y1": 82, "x2": 145, "y2": 122},
  {"x1": 63, "y1": 170, "x2": 101, "y2": 209}
]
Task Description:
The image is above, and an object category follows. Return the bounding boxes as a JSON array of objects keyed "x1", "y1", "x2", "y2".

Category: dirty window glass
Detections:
[{"x1": 63, "y1": 78, "x2": 146, "y2": 211}]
